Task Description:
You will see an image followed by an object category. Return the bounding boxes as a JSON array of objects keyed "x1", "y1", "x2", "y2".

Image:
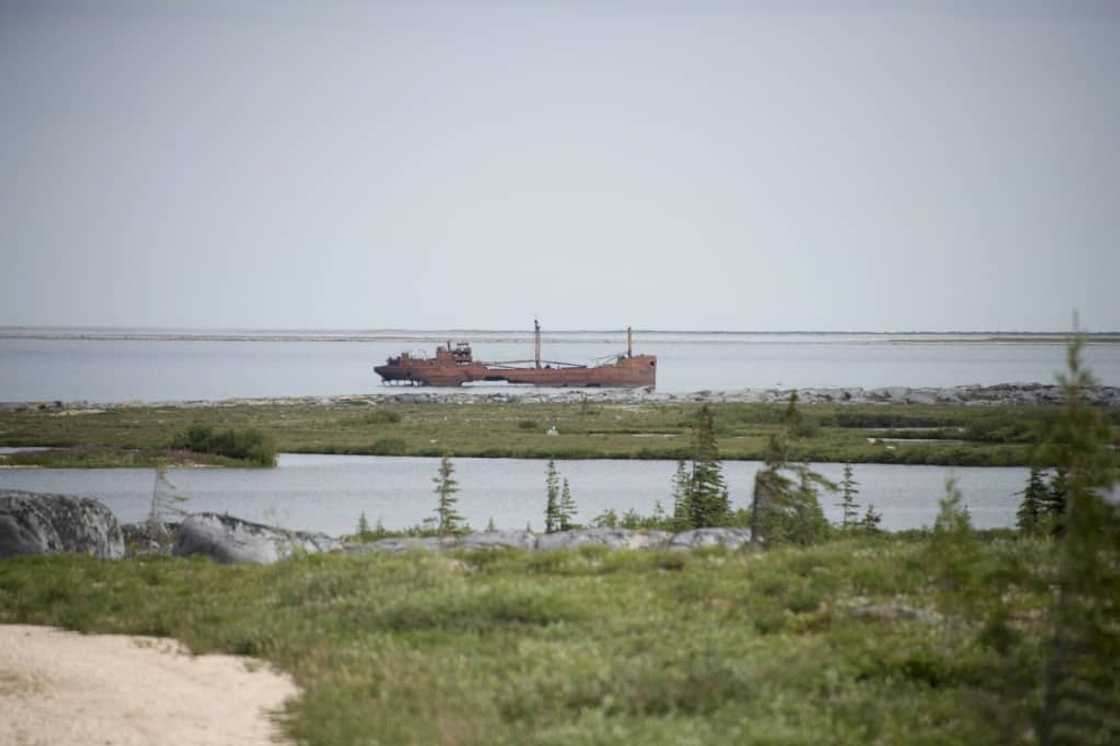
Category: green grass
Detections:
[
  {"x1": 1, "y1": 400, "x2": 1112, "y2": 467},
  {"x1": 0, "y1": 447, "x2": 251, "y2": 468},
  {"x1": 0, "y1": 533, "x2": 1057, "y2": 745}
]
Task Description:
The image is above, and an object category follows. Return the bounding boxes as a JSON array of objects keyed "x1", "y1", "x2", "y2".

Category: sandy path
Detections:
[{"x1": 0, "y1": 625, "x2": 299, "y2": 746}]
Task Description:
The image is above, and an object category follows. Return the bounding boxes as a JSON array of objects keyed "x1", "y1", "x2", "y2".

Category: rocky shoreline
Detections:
[
  {"x1": 3, "y1": 382, "x2": 1118, "y2": 411},
  {"x1": 2, "y1": 491, "x2": 754, "y2": 565}
]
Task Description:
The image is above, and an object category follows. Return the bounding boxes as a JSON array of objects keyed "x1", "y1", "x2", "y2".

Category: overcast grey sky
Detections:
[{"x1": 2, "y1": 1, "x2": 1118, "y2": 331}]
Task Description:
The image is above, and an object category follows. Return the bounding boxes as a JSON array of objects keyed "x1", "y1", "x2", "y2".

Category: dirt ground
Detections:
[{"x1": 0, "y1": 625, "x2": 298, "y2": 746}]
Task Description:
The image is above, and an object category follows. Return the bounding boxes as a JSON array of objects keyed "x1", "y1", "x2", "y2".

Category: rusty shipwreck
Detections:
[{"x1": 374, "y1": 321, "x2": 656, "y2": 388}]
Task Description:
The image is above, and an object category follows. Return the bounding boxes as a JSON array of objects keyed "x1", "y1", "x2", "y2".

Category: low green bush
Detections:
[
  {"x1": 963, "y1": 414, "x2": 1047, "y2": 444},
  {"x1": 170, "y1": 425, "x2": 276, "y2": 466}
]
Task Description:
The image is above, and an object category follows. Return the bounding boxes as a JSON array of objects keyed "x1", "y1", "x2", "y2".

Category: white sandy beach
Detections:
[{"x1": 0, "y1": 625, "x2": 298, "y2": 746}]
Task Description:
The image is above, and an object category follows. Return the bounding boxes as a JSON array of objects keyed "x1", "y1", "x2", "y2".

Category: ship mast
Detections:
[
  {"x1": 627, "y1": 326, "x2": 632, "y2": 357},
  {"x1": 534, "y1": 318, "x2": 541, "y2": 368}
]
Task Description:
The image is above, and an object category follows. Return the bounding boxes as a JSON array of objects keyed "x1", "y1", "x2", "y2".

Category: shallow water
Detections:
[
  {"x1": 0, "y1": 454, "x2": 1027, "y2": 535},
  {"x1": 2, "y1": 332, "x2": 1118, "y2": 402}
]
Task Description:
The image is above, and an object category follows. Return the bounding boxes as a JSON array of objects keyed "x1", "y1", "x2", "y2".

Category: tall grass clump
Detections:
[{"x1": 362, "y1": 408, "x2": 402, "y2": 425}]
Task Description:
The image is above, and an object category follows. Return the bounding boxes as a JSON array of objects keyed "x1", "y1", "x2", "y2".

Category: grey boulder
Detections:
[
  {"x1": 668, "y1": 528, "x2": 753, "y2": 550},
  {"x1": 0, "y1": 490, "x2": 124, "y2": 559},
  {"x1": 343, "y1": 536, "x2": 458, "y2": 555},
  {"x1": 905, "y1": 390, "x2": 939, "y2": 405},
  {"x1": 536, "y1": 528, "x2": 671, "y2": 551},
  {"x1": 174, "y1": 513, "x2": 339, "y2": 564},
  {"x1": 459, "y1": 530, "x2": 536, "y2": 550}
]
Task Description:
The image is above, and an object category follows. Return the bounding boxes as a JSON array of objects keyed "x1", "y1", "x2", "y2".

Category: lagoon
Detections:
[{"x1": 0, "y1": 454, "x2": 1028, "y2": 536}]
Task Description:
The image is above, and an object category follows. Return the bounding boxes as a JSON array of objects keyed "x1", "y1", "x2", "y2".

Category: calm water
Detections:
[
  {"x1": 0, "y1": 454, "x2": 1028, "y2": 535},
  {"x1": 1, "y1": 330, "x2": 1118, "y2": 401}
]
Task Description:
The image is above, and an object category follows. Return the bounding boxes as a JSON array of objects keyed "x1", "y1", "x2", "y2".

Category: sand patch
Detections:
[{"x1": 0, "y1": 625, "x2": 298, "y2": 746}]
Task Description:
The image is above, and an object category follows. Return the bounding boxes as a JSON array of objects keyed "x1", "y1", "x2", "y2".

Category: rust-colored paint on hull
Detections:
[{"x1": 374, "y1": 326, "x2": 657, "y2": 389}]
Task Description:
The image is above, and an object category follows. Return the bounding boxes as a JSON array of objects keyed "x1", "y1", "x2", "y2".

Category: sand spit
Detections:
[{"x1": 0, "y1": 625, "x2": 298, "y2": 746}]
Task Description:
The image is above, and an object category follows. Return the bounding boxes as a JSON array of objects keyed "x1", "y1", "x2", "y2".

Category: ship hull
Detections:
[{"x1": 375, "y1": 355, "x2": 656, "y2": 388}]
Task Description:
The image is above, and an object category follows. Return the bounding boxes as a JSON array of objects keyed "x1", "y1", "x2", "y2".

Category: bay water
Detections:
[{"x1": 2, "y1": 330, "x2": 1119, "y2": 402}]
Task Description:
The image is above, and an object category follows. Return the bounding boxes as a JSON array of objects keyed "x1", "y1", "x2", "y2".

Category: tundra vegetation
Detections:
[
  {"x1": 0, "y1": 340, "x2": 1116, "y2": 744},
  {"x1": 3, "y1": 398, "x2": 1117, "y2": 469}
]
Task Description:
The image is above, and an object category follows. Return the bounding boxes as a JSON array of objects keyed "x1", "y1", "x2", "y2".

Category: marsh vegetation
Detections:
[{"x1": 4, "y1": 399, "x2": 1114, "y2": 468}]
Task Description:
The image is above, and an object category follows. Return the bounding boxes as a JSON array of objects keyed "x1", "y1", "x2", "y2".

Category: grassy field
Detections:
[
  {"x1": 0, "y1": 532, "x2": 1055, "y2": 745},
  {"x1": 4, "y1": 399, "x2": 1114, "y2": 468},
  {"x1": 0, "y1": 446, "x2": 258, "y2": 469}
]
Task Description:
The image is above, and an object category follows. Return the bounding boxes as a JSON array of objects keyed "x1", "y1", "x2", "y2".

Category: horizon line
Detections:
[{"x1": 2, "y1": 325, "x2": 1118, "y2": 336}]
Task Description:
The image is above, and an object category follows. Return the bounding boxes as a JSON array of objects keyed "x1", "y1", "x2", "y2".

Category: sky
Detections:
[{"x1": 1, "y1": 0, "x2": 1118, "y2": 332}]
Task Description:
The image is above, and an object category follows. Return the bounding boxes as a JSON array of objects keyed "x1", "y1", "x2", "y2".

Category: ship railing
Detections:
[{"x1": 486, "y1": 359, "x2": 589, "y2": 369}]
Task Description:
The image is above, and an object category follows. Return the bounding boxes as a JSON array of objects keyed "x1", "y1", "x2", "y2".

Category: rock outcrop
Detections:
[
  {"x1": 342, "y1": 526, "x2": 750, "y2": 556},
  {"x1": 173, "y1": 513, "x2": 340, "y2": 564},
  {"x1": 668, "y1": 528, "x2": 753, "y2": 550},
  {"x1": 342, "y1": 536, "x2": 457, "y2": 555},
  {"x1": 458, "y1": 529, "x2": 537, "y2": 551},
  {"x1": 0, "y1": 490, "x2": 124, "y2": 559},
  {"x1": 7, "y1": 382, "x2": 1117, "y2": 413},
  {"x1": 535, "y1": 528, "x2": 671, "y2": 551},
  {"x1": 120, "y1": 521, "x2": 180, "y2": 556}
]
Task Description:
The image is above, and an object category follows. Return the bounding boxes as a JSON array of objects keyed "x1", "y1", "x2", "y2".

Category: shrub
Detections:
[
  {"x1": 964, "y1": 416, "x2": 1042, "y2": 444},
  {"x1": 170, "y1": 425, "x2": 276, "y2": 466}
]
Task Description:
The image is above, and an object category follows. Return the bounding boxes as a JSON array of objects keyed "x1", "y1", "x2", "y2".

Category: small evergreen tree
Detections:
[
  {"x1": 591, "y1": 508, "x2": 619, "y2": 529},
  {"x1": 860, "y1": 504, "x2": 883, "y2": 533},
  {"x1": 544, "y1": 459, "x2": 561, "y2": 533},
  {"x1": 1015, "y1": 466, "x2": 1048, "y2": 535},
  {"x1": 431, "y1": 454, "x2": 463, "y2": 534},
  {"x1": 838, "y1": 463, "x2": 861, "y2": 529},
  {"x1": 750, "y1": 451, "x2": 792, "y2": 545},
  {"x1": 559, "y1": 477, "x2": 577, "y2": 531},
  {"x1": 485, "y1": 516, "x2": 496, "y2": 532},
  {"x1": 357, "y1": 510, "x2": 371, "y2": 536},
  {"x1": 783, "y1": 390, "x2": 803, "y2": 433},
  {"x1": 928, "y1": 478, "x2": 983, "y2": 615},
  {"x1": 148, "y1": 462, "x2": 189, "y2": 547},
  {"x1": 933, "y1": 477, "x2": 972, "y2": 535},
  {"x1": 1037, "y1": 333, "x2": 1120, "y2": 745},
  {"x1": 790, "y1": 469, "x2": 831, "y2": 544},
  {"x1": 670, "y1": 460, "x2": 690, "y2": 530},
  {"x1": 750, "y1": 432, "x2": 835, "y2": 545},
  {"x1": 1043, "y1": 467, "x2": 1069, "y2": 537},
  {"x1": 686, "y1": 405, "x2": 730, "y2": 527}
]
